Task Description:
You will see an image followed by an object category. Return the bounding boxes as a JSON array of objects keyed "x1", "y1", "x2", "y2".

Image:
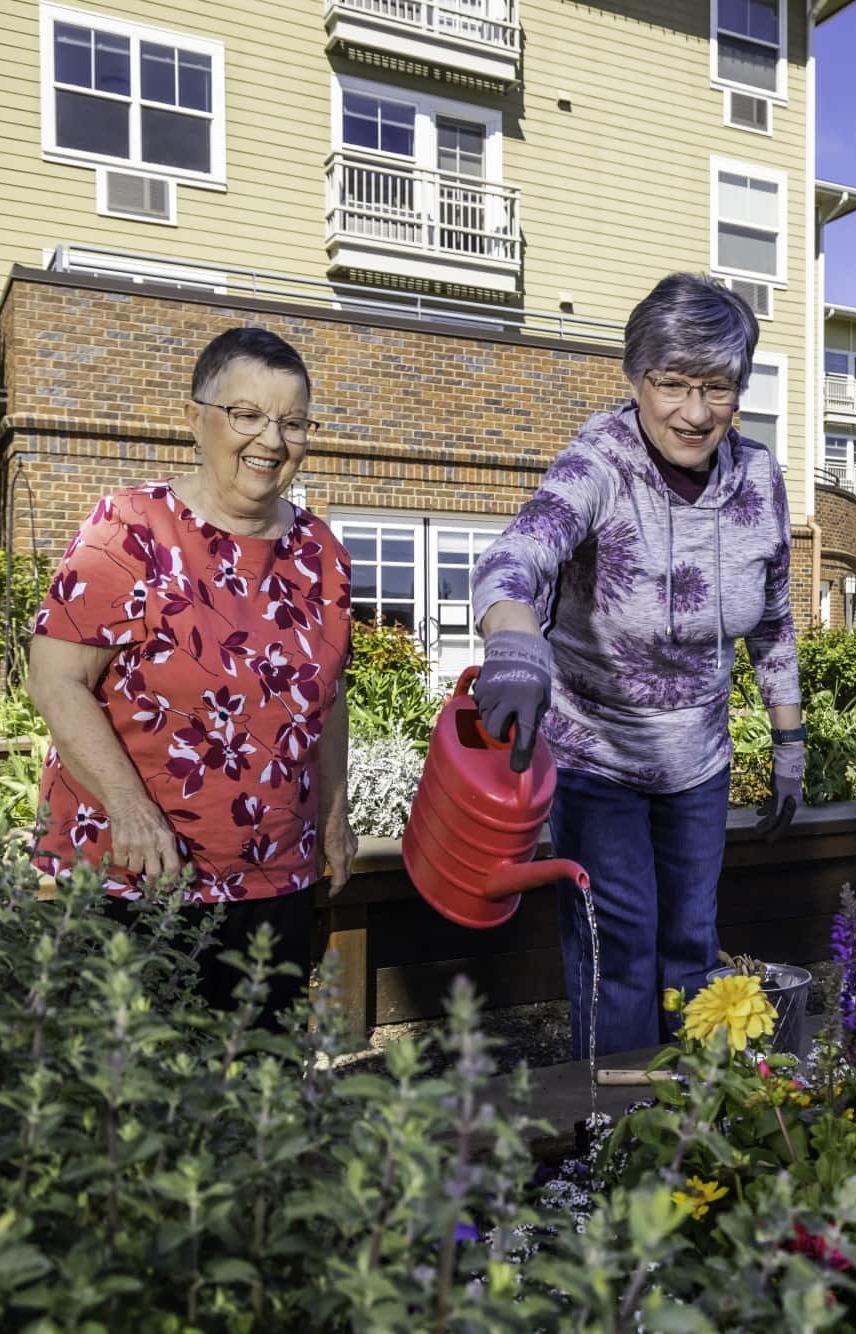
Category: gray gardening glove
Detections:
[
  {"x1": 755, "y1": 741, "x2": 805, "y2": 843},
  {"x1": 474, "y1": 629, "x2": 552, "y2": 774}
]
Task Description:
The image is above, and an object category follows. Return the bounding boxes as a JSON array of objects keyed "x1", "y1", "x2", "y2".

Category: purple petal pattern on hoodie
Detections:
[
  {"x1": 541, "y1": 711, "x2": 598, "y2": 765},
  {"x1": 722, "y1": 478, "x2": 764, "y2": 528},
  {"x1": 548, "y1": 451, "x2": 594, "y2": 485},
  {"x1": 611, "y1": 630, "x2": 717, "y2": 708},
  {"x1": 565, "y1": 519, "x2": 642, "y2": 613},
  {"x1": 656, "y1": 562, "x2": 709, "y2": 613}
]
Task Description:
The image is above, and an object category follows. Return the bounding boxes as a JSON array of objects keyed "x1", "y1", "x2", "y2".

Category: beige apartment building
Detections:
[{"x1": 1, "y1": 0, "x2": 854, "y2": 673}]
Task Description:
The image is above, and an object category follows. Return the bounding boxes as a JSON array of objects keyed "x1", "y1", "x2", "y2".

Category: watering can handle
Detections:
[
  {"x1": 484, "y1": 858, "x2": 590, "y2": 900},
  {"x1": 453, "y1": 667, "x2": 534, "y2": 801}
]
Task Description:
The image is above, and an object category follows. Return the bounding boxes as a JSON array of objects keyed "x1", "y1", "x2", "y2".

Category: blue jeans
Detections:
[{"x1": 550, "y1": 766, "x2": 730, "y2": 1060}]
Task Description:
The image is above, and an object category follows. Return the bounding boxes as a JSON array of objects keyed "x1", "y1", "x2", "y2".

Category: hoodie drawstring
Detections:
[
  {"x1": 663, "y1": 498, "x2": 674, "y2": 641},
  {"x1": 713, "y1": 508, "x2": 723, "y2": 669}
]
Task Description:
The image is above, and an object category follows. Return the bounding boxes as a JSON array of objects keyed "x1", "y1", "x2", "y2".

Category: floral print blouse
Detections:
[{"x1": 33, "y1": 482, "x2": 351, "y2": 902}]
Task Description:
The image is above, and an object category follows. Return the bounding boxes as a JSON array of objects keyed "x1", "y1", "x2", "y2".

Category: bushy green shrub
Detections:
[
  {"x1": 2, "y1": 848, "x2": 856, "y2": 1329},
  {"x1": 729, "y1": 631, "x2": 856, "y2": 807},
  {"x1": 0, "y1": 550, "x2": 51, "y2": 683},
  {"x1": 346, "y1": 621, "x2": 444, "y2": 753}
]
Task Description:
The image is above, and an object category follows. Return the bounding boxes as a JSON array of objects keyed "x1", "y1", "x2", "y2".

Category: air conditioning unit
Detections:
[
  {"x1": 98, "y1": 170, "x2": 174, "y2": 224},
  {"x1": 724, "y1": 276, "x2": 773, "y2": 320},
  {"x1": 725, "y1": 90, "x2": 772, "y2": 135}
]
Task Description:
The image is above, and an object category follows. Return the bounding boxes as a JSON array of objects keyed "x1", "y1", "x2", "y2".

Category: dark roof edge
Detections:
[{"x1": 1, "y1": 264, "x2": 625, "y2": 361}]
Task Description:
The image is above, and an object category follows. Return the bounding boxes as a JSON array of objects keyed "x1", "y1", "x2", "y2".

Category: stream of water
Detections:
[{"x1": 580, "y1": 883, "x2": 601, "y2": 1118}]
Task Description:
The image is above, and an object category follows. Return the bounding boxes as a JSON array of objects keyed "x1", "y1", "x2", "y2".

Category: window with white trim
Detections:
[
  {"x1": 332, "y1": 75, "x2": 505, "y2": 258},
  {"x1": 824, "y1": 433, "x2": 855, "y2": 487},
  {"x1": 330, "y1": 512, "x2": 504, "y2": 688},
  {"x1": 826, "y1": 349, "x2": 855, "y2": 377},
  {"x1": 40, "y1": 3, "x2": 225, "y2": 184},
  {"x1": 712, "y1": 0, "x2": 785, "y2": 98},
  {"x1": 712, "y1": 158, "x2": 786, "y2": 283},
  {"x1": 739, "y1": 354, "x2": 786, "y2": 461}
]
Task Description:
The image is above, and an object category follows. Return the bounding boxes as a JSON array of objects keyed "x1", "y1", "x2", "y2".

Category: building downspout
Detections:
[{"x1": 807, "y1": 516, "x2": 822, "y2": 626}]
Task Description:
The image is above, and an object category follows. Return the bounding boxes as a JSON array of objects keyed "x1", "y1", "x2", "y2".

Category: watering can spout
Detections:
[{"x1": 485, "y1": 858, "x2": 590, "y2": 900}]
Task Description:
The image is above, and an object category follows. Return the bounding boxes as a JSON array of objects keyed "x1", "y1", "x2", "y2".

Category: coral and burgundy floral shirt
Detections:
[{"x1": 33, "y1": 482, "x2": 351, "y2": 902}]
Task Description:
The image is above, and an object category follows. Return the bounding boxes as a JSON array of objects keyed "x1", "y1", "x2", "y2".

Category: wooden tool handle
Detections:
[{"x1": 596, "y1": 1069, "x2": 674, "y2": 1086}]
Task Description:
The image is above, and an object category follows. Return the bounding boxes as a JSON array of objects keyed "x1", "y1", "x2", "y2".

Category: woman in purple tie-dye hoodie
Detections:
[{"x1": 471, "y1": 274, "x2": 803, "y2": 1060}]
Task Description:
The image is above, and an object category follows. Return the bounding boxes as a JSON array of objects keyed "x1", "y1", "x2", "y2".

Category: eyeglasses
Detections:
[
  {"x1": 644, "y1": 373, "x2": 738, "y2": 408},
  {"x1": 193, "y1": 400, "x2": 320, "y2": 446}
]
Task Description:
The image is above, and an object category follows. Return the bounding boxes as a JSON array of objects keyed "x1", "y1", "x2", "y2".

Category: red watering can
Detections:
[{"x1": 402, "y1": 666, "x2": 590, "y2": 929}]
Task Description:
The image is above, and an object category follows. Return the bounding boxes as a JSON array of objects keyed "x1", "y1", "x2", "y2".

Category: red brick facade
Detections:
[
  {"x1": 815, "y1": 483, "x2": 856, "y2": 629},
  {"x1": 0, "y1": 268, "x2": 825, "y2": 634}
]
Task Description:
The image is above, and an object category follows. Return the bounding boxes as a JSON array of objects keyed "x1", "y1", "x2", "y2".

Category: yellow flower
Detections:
[
  {"x1": 662, "y1": 988, "x2": 683, "y2": 1013},
  {"x1": 683, "y1": 974, "x2": 777, "y2": 1052},
  {"x1": 671, "y1": 1176, "x2": 729, "y2": 1221}
]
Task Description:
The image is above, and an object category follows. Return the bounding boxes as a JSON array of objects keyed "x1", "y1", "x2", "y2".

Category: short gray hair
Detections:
[{"x1": 623, "y1": 273, "x2": 759, "y2": 392}]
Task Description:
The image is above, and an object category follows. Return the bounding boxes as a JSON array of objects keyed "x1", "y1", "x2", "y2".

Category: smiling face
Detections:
[
  {"x1": 184, "y1": 357, "x2": 310, "y2": 529},
  {"x1": 633, "y1": 369, "x2": 737, "y2": 471}
]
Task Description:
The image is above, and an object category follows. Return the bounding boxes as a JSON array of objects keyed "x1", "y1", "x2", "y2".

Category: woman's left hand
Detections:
[{"x1": 317, "y1": 808, "x2": 358, "y2": 897}]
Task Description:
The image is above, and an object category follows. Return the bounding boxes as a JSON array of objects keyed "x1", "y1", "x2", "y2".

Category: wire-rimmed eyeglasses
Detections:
[
  {"x1": 193, "y1": 400, "x2": 320, "y2": 445},
  {"x1": 644, "y1": 373, "x2": 738, "y2": 408}
]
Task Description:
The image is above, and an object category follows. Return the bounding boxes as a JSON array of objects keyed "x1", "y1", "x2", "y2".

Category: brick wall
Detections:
[
  {"x1": 0, "y1": 268, "x2": 819, "y2": 633},
  {"x1": 814, "y1": 484, "x2": 856, "y2": 630},
  {"x1": 0, "y1": 271, "x2": 628, "y2": 559}
]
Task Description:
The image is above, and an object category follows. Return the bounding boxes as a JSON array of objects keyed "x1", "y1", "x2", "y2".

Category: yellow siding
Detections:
[
  {"x1": 826, "y1": 314, "x2": 856, "y2": 353},
  {"x1": 0, "y1": 0, "x2": 334, "y2": 279},
  {"x1": 1, "y1": 0, "x2": 814, "y2": 518},
  {"x1": 512, "y1": 0, "x2": 811, "y2": 520}
]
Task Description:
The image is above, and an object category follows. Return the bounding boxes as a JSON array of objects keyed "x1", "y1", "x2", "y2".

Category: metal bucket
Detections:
[{"x1": 706, "y1": 963, "x2": 813, "y2": 1055}]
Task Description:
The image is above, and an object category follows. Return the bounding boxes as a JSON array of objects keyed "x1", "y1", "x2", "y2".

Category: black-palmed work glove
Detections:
[
  {"x1": 755, "y1": 741, "x2": 805, "y2": 843},
  {"x1": 474, "y1": 629, "x2": 552, "y2": 774}
]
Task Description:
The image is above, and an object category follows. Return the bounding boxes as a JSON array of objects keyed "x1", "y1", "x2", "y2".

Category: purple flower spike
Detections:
[{"x1": 454, "y1": 1222, "x2": 480, "y2": 1243}]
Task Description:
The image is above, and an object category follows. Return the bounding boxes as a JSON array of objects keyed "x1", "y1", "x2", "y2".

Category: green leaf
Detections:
[{"x1": 204, "y1": 1258, "x2": 261, "y2": 1284}]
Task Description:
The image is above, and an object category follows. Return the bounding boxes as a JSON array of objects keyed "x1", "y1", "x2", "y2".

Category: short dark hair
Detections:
[
  {"x1": 623, "y1": 273, "x2": 759, "y2": 392},
  {"x1": 191, "y1": 327, "x2": 311, "y2": 400}
]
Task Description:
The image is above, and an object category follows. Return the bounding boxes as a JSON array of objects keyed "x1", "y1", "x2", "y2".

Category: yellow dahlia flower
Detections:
[
  {"x1": 671, "y1": 1176, "x2": 729, "y2": 1221},
  {"x1": 683, "y1": 974, "x2": 777, "y2": 1052},
  {"x1": 662, "y1": 988, "x2": 683, "y2": 1013}
]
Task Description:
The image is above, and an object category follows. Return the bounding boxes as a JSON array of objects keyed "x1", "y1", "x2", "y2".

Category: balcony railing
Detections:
[
  {"x1": 45, "y1": 243, "x2": 625, "y2": 345},
  {"x1": 325, "y1": 152, "x2": 520, "y2": 287},
  {"x1": 817, "y1": 464, "x2": 856, "y2": 494},
  {"x1": 324, "y1": 0, "x2": 519, "y2": 82},
  {"x1": 824, "y1": 373, "x2": 856, "y2": 415},
  {"x1": 326, "y1": 0, "x2": 518, "y2": 50}
]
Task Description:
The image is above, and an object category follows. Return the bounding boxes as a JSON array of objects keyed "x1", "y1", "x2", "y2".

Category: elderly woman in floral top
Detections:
[
  {"x1": 29, "y1": 327, "x2": 353, "y2": 1024},
  {"x1": 471, "y1": 274, "x2": 804, "y2": 1060}
]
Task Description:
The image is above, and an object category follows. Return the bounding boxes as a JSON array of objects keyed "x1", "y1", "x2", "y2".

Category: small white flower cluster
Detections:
[{"x1": 347, "y1": 731, "x2": 425, "y2": 837}]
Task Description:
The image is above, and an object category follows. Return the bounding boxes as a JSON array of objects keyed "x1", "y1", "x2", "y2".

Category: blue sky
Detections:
[{"x1": 818, "y1": 5, "x2": 856, "y2": 306}]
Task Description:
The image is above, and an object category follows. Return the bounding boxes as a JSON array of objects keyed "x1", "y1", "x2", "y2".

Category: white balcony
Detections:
[
  {"x1": 324, "y1": 0, "x2": 519, "y2": 85},
  {"x1": 325, "y1": 151, "x2": 521, "y2": 291},
  {"x1": 825, "y1": 373, "x2": 856, "y2": 418}
]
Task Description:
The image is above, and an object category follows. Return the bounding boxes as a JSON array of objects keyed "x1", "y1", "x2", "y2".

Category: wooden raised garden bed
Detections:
[{"x1": 316, "y1": 802, "x2": 856, "y2": 1036}]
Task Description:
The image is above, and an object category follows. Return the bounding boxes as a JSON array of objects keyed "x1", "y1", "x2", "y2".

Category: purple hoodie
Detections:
[{"x1": 471, "y1": 403, "x2": 800, "y2": 794}]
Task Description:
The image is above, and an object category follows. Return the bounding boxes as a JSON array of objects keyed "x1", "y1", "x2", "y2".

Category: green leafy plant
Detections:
[
  {"x1": 0, "y1": 550, "x2": 51, "y2": 683},
  {"x1": 2, "y1": 848, "x2": 856, "y2": 1328},
  {"x1": 0, "y1": 732, "x2": 49, "y2": 826},
  {"x1": 346, "y1": 620, "x2": 444, "y2": 753}
]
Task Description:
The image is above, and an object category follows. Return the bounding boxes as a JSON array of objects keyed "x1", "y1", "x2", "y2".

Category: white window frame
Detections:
[
  {"x1": 332, "y1": 74, "x2": 504, "y2": 183},
  {"x1": 820, "y1": 579, "x2": 831, "y2": 629},
  {"x1": 39, "y1": 2, "x2": 226, "y2": 188},
  {"x1": 94, "y1": 166, "x2": 177, "y2": 225},
  {"x1": 329, "y1": 508, "x2": 505, "y2": 689},
  {"x1": 710, "y1": 0, "x2": 787, "y2": 103},
  {"x1": 722, "y1": 88, "x2": 773, "y2": 137},
  {"x1": 710, "y1": 155, "x2": 787, "y2": 285},
  {"x1": 739, "y1": 351, "x2": 787, "y2": 465}
]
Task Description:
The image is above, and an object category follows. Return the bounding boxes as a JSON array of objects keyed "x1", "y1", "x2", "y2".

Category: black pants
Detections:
[{"x1": 101, "y1": 889, "x2": 314, "y2": 1029}]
